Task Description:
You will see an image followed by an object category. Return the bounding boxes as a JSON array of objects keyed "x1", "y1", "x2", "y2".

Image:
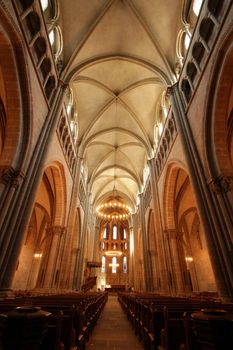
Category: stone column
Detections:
[
  {"x1": 0, "y1": 81, "x2": 68, "y2": 293},
  {"x1": 148, "y1": 158, "x2": 170, "y2": 293},
  {"x1": 36, "y1": 226, "x2": 65, "y2": 289},
  {"x1": 50, "y1": 226, "x2": 66, "y2": 289},
  {"x1": 164, "y1": 229, "x2": 184, "y2": 293},
  {"x1": 93, "y1": 222, "x2": 100, "y2": 261},
  {"x1": 138, "y1": 193, "x2": 152, "y2": 291},
  {"x1": 73, "y1": 190, "x2": 92, "y2": 290},
  {"x1": 128, "y1": 223, "x2": 135, "y2": 290},
  {"x1": 0, "y1": 167, "x2": 24, "y2": 228},
  {"x1": 207, "y1": 175, "x2": 233, "y2": 245},
  {"x1": 169, "y1": 83, "x2": 233, "y2": 300},
  {"x1": 58, "y1": 155, "x2": 83, "y2": 289},
  {"x1": 131, "y1": 214, "x2": 141, "y2": 291}
]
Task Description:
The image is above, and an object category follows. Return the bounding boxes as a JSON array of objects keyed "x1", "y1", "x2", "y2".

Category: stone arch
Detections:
[
  {"x1": 178, "y1": 206, "x2": 216, "y2": 292},
  {"x1": 12, "y1": 162, "x2": 67, "y2": 289},
  {"x1": 43, "y1": 162, "x2": 67, "y2": 227},
  {"x1": 12, "y1": 201, "x2": 51, "y2": 290},
  {"x1": 0, "y1": 96, "x2": 6, "y2": 156},
  {"x1": 163, "y1": 163, "x2": 217, "y2": 293},
  {"x1": 163, "y1": 164, "x2": 182, "y2": 230},
  {"x1": 0, "y1": 7, "x2": 31, "y2": 171},
  {"x1": 205, "y1": 30, "x2": 233, "y2": 179}
]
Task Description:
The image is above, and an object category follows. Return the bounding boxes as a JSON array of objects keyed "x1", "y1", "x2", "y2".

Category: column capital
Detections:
[
  {"x1": 164, "y1": 228, "x2": 178, "y2": 239},
  {"x1": 207, "y1": 175, "x2": 233, "y2": 194},
  {"x1": 148, "y1": 157, "x2": 155, "y2": 166},
  {"x1": 58, "y1": 79, "x2": 69, "y2": 92},
  {"x1": 72, "y1": 248, "x2": 80, "y2": 255},
  {"x1": 46, "y1": 225, "x2": 66, "y2": 236},
  {"x1": 166, "y1": 83, "x2": 179, "y2": 97},
  {"x1": 0, "y1": 166, "x2": 24, "y2": 188}
]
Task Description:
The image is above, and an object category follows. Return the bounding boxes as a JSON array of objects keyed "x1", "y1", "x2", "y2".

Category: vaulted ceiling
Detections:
[{"x1": 60, "y1": 0, "x2": 183, "y2": 210}]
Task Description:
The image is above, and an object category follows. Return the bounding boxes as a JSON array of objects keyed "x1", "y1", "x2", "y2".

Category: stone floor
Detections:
[{"x1": 86, "y1": 294, "x2": 145, "y2": 350}]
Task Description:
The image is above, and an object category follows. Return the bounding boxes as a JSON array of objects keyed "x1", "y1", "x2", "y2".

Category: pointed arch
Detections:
[
  {"x1": 205, "y1": 30, "x2": 233, "y2": 178},
  {"x1": 163, "y1": 164, "x2": 181, "y2": 230},
  {"x1": 43, "y1": 161, "x2": 67, "y2": 226},
  {"x1": 0, "y1": 6, "x2": 31, "y2": 170}
]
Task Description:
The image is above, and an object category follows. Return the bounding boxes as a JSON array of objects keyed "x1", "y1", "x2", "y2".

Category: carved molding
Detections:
[{"x1": 208, "y1": 176, "x2": 233, "y2": 194}]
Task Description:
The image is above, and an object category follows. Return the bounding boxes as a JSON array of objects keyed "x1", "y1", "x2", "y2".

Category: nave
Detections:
[
  {"x1": 0, "y1": 4, "x2": 233, "y2": 350},
  {"x1": 86, "y1": 294, "x2": 144, "y2": 350}
]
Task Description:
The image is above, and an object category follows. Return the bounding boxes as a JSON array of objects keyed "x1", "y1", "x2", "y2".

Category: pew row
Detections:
[
  {"x1": 0, "y1": 291, "x2": 108, "y2": 350},
  {"x1": 118, "y1": 292, "x2": 233, "y2": 350}
]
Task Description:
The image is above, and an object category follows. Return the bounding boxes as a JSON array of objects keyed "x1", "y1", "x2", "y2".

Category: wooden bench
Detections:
[
  {"x1": 0, "y1": 291, "x2": 108, "y2": 350},
  {"x1": 118, "y1": 292, "x2": 233, "y2": 350}
]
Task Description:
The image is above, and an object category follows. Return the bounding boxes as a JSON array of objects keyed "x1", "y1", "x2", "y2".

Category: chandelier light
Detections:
[{"x1": 96, "y1": 202, "x2": 132, "y2": 220}]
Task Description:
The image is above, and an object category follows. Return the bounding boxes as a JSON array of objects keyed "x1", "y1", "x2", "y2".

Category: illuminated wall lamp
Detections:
[
  {"x1": 34, "y1": 253, "x2": 42, "y2": 258},
  {"x1": 185, "y1": 256, "x2": 193, "y2": 262}
]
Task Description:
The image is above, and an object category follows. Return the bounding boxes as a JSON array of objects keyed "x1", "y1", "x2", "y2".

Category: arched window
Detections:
[
  {"x1": 40, "y1": 0, "x2": 63, "y2": 64},
  {"x1": 184, "y1": 32, "x2": 191, "y2": 50},
  {"x1": 113, "y1": 225, "x2": 117, "y2": 240},
  {"x1": 161, "y1": 90, "x2": 170, "y2": 119},
  {"x1": 102, "y1": 242, "x2": 105, "y2": 250},
  {"x1": 124, "y1": 242, "x2": 127, "y2": 250},
  {"x1": 112, "y1": 257, "x2": 117, "y2": 273},
  {"x1": 158, "y1": 122, "x2": 163, "y2": 136},
  {"x1": 48, "y1": 25, "x2": 63, "y2": 61},
  {"x1": 123, "y1": 228, "x2": 127, "y2": 239},
  {"x1": 123, "y1": 256, "x2": 127, "y2": 273},
  {"x1": 154, "y1": 124, "x2": 159, "y2": 149},
  {"x1": 143, "y1": 164, "x2": 150, "y2": 186},
  {"x1": 40, "y1": 0, "x2": 58, "y2": 19},
  {"x1": 101, "y1": 256, "x2": 106, "y2": 273},
  {"x1": 193, "y1": 0, "x2": 203, "y2": 16},
  {"x1": 40, "y1": 0, "x2": 49, "y2": 11},
  {"x1": 49, "y1": 28, "x2": 55, "y2": 46},
  {"x1": 70, "y1": 113, "x2": 78, "y2": 141},
  {"x1": 176, "y1": 29, "x2": 192, "y2": 66},
  {"x1": 103, "y1": 227, "x2": 107, "y2": 239}
]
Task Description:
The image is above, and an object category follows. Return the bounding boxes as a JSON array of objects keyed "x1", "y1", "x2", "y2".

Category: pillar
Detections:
[
  {"x1": 73, "y1": 190, "x2": 92, "y2": 290},
  {"x1": 0, "y1": 81, "x2": 68, "y2": 293},
  {"x1": 138, "y1": 193, "x2": 153, "y2": 291},
  {"x1": 164, "y1": 229, "x2": 184, "y2": 294},
  {"x1": 58, "y1": 155, "x2": 83, "y2": 289},
  {"x1": 169, "y1": 83, "x2": 233, "y2": 300},
  {"x1": 148, "y1": 158, "x2": 170, "y2": 293}
]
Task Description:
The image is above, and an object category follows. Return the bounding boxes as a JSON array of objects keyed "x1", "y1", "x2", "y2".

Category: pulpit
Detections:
[{"x1": 0, "y1": 306, "x2": 51, "y2": 350}]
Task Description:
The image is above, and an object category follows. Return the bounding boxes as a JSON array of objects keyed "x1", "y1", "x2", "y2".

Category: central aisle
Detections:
[{"x1": 86, "y1": 294, "x2": 144, "y2": 350}]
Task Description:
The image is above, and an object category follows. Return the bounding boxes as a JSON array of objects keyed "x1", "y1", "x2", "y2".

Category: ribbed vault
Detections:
[{"x1": 60, "y1": 0, "x2": 183, "y2": 209}]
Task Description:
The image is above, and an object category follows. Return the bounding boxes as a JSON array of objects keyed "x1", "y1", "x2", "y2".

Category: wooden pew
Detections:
[
  {"x1": 0, "y1": 291, "x2": 108, "y2": 350},
  {"x1": 118, "y1": 292, "x2": 233, "y2": 350},
  {"x1": 40, "y1": 311, "x2": 63, "y2": 350}
]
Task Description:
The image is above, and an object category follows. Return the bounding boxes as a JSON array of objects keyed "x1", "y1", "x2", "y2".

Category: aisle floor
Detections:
[{"x1": 86, "y1": 294, "x2": 145, "y2": 350}]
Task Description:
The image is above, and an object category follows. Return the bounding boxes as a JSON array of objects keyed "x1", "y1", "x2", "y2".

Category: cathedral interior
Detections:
[{"x1": 0, "y1": 0, "x2": 233, "y2": 349}]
